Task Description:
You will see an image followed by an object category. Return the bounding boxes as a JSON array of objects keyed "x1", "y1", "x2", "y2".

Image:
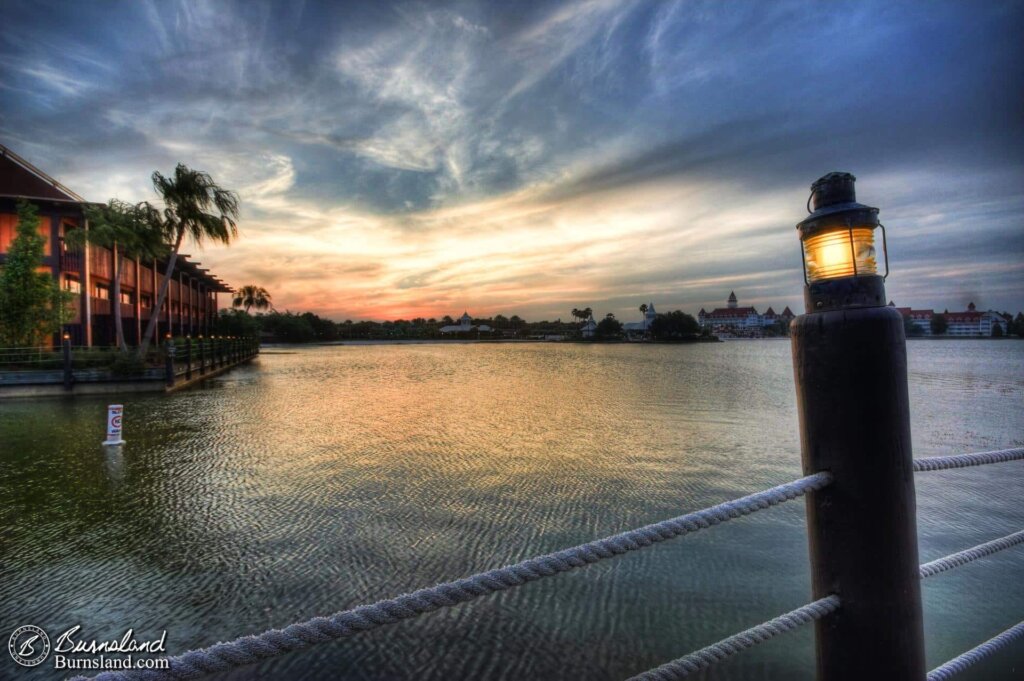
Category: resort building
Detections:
[
  {"x1": 890, "y1": 301, "x2": 1008, "y2": 336},
  {"x1": 891, "y1": 302, "x2": 934, "y2": 335},
  {"x1": 0, "y1": 144, "x2": 233, "y2": 346},
  {"x1": 439, "y1": 312, "x2": 492, "y2": 335},
  {"x1": 943, "y1": 303, "x2": 1008, "y2": 336},
  {"x1": 623, "y1": 302, "x2": 657, "y2": 338},
  {"x1": 697, "y1": 292, "x2": 794, "y2": 336}
]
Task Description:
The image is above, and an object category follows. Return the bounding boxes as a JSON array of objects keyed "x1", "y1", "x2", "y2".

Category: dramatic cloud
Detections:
[{"x1": 1, "y1": 0, "x2": 1021, "y2": 320}]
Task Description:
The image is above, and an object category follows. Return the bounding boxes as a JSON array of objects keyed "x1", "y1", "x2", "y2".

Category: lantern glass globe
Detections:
[{"x1": 803, "y1": 227, "x2": 877, "y2": 282}]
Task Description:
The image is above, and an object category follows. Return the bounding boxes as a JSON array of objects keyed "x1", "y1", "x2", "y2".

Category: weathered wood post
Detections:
[
  {"x1": 184, "y1": 335, "x2": 193, "y2": 381},
  {"x1": 165, "y1": 336, "x2": 175, "y2": 387},
  {"x1": 198, "y1": 335, "x2": 206, "y2": 375},
  {"x1": 791, "y1": 172, "x2": 925, "y2": 681},
  {"x1": 62, "y1": 333, "x2": 73, "y2": 390}
]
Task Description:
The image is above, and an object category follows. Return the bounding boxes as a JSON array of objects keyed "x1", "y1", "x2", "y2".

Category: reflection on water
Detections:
[
  {"x1": 104, "y1": 445, "x2": 125, "y2": 485},
  {"x1": 1, "y1": 340, "x2": 1022, "y2": 680}
]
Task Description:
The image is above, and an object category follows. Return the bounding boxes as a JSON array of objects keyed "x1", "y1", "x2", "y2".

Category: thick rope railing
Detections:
[
  {"x1": 913, "y1": 447, "x2": 1024, "y2": 472},
  {"x1": 927, "y1": 621, "x2": 1024, "y2": 681},
  {"x1": 627, "y1": 528, "x2": 1024, "y2": 679},
  {"x1": 626, "y1": 595, "x2": 840, "y2": 681},
  {"x1": 919, "y1": 530, "x2": 1024, "y2": 579},
  {"x1": 81, "y1": 472, "x2": 832, "y2": 681}
]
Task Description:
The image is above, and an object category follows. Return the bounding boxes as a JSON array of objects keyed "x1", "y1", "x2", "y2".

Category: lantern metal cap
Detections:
[{"x1": 797, "y1": 171, "x2": 879, "y2": 238}]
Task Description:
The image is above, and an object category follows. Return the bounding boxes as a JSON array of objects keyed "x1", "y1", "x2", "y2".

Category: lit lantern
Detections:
[{"x1": 797, "y1": 172, "x2": 888, "y2": 311}]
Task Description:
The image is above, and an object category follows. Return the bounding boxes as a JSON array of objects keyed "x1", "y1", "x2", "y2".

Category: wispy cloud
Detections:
[{"x1": 0, "y1": 0, "x2": 1020, "y2": 320}]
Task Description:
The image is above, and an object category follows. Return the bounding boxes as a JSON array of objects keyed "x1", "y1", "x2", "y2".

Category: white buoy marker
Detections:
[{"x1": 103, "y1": 404, "x2": 125, "y2": 446}]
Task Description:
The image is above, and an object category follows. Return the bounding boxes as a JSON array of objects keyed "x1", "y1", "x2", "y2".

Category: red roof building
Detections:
[{"x1": 697, "y1": 292, "x2": 794, "y2": 336}]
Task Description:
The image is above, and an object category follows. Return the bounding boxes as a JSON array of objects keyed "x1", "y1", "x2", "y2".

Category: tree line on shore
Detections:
[{"x1": 215, "y1": 305, "x2": 710, "y2": 343}]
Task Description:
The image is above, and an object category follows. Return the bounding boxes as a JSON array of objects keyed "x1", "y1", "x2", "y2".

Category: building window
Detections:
[
  {"x1": 141, "y1": 294, "x2": 152, "y2": 308},
  {"x1": 120, "y1": 291, "x2": 133, "y2": 305},
  {"x1": 94, "y1": 284, "x2": 109, "y2": 300},
  {"x1": 64, "y1": 276, "x2": 81, "y2": 293}
]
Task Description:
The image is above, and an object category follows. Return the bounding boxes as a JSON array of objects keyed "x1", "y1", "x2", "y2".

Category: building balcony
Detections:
[
  {"x1": 60, "y1": 249, "x2": 83, "y2": 273},
  {"x1": 91, "y1": 297, "x2": 111, "y2": 315}
]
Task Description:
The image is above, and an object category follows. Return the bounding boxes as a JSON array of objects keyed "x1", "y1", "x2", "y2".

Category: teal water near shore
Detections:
[{"x1": 1, "y1": 341, "x2": 1022, "y2": 680}]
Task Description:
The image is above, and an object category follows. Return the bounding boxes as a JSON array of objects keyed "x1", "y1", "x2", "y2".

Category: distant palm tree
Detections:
[
  {"x1": 66, "y1": 199, "x2": 166, "y2": 351},
  {"x1": 571, "y1": 308, "x2": 581, "y2": 324},
  {"x1": 138, "y1": 164, "x2": 239, "y2": 355},
  {"x1": 233, "y1": 285, "x2": 272, "y2": 314}
]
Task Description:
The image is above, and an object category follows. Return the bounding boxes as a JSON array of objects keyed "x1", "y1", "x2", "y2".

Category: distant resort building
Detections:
[
  {"x1": 946, "y1": 303, "x2": 1008, "y2": 336},
  {"x1": 0, "y1": 144, "x2": 232, "y2": 347},
  {"x1": 892, "y1": 301, "x2": 1008, "y2": 336},
  {"x1": 623, "y1": 302, "x2": 657, "y2": 338},
  {"x1": 891, "y1": 302, "x2": 935, "y2": 336},
  {"x1": 439, "y1": 312, "x2": 493, "y2": 335},
  {"x1": 698, "y1": 292, "x2": 794, "y2": 337},
  {"x1": 581, "y1": 317, "x2": 597, "y2": 339}
]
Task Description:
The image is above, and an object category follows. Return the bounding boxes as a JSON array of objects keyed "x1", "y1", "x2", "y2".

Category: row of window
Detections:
[{"x1": 63, "y1": 276, "x2": 215, "y2": 310}]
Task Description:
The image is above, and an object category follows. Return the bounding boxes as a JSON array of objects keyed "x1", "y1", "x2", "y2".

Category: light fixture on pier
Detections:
[
  {"x1": 790, "y1": 171, "x2": 924, "y2": 676},
  {"x1": 797, "y1": 172, "x2": 888, "y2": 311},
  {"x1": 62, "y1": 332, "x2": 70, "y2": 341}
]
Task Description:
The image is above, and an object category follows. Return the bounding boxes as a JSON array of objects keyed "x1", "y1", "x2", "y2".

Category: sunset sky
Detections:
[{"x1": 1, "y1": 0, "x2": 1021, "y2": 322}]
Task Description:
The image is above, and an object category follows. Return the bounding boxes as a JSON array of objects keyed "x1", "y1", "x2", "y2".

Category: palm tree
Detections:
[
  {"x1": 639, "y1": 303, "x2": 648, "y2": 318},
  {"x1": 571, "y1": 308, "x2": 581, "y2": 324},
  {"x1": 232, "y1": 285, "x2": 272, "y2": 314},
  {"x1": 66, "y1": 200, "x2": 167, "y2": 351},
  {"x1": 138, "y1": 164, "x2": 239, "y2": 355}
]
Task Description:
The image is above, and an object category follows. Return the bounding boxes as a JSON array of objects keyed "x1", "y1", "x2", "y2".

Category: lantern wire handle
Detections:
[
  {"x1": 806, "y1": 188, "x2": 815, "y2": 214},
  {"x1": 800, "y1": 242, "x2": 808, "y2": 285},
  {"x1": 847, "y1": 228, "x2": 858, "y2": 276},
  {"x1": 879, "y1": 222, "x2": 890, "y2": 279}
]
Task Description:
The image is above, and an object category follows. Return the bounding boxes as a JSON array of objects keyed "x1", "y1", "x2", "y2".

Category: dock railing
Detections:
[
  {"x1": 0, "y1": 335, "x2": 259, "y2": 390},
  {"x1": 75, "y1": 446, "x2": 1023, "y2": 681},
  {"x1": 165, "y1": 335, "x2": 260, "y2": 388}
]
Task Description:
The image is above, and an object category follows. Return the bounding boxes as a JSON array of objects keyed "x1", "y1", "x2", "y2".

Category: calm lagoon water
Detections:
[{"x1": 1, "y1": 340, "x2": 1022, "y2": 680}]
